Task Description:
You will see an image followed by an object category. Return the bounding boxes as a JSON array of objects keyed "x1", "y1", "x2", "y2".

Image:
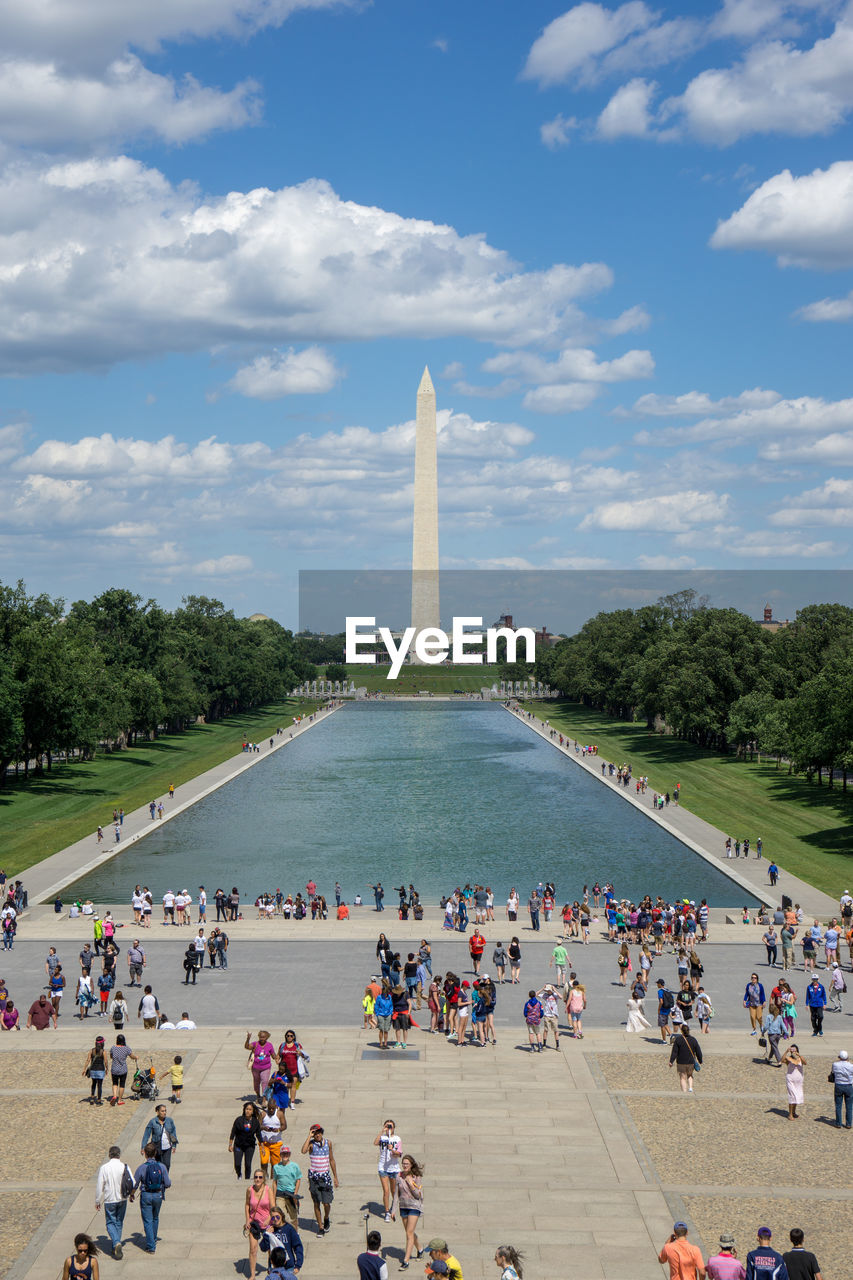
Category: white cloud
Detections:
[
  {"x1": 727, "y1": 531, "x2": 846, "y2": 556},
  {"x1": 634, "y1": 394, "x2": 853, "y2": 446},
  {"x1": 579, "y1": 489, "x2": 728, "y2": 531},
  {"x1": 797, "y1": 289, "x2": 853, "y2": 322},
  {"x1": 440, "y1": 361, "x2": 465, "y2": 379},
  {"x1": 523, "y1": 2, "x2": 656, "y2": 87},
  {"x1": 711, "y1": 162, "x2": 853, "y2": 267},
  {"x1": 596, "y1": 77, "x2": 658, "y2": 137},
  {"x1": 227, "y1": 346, "x2": 342, "y2": 400},
  {"x1": 0, "y1": 156, "x2": 615, "y2": 373},
  {"x1": 522, "y1": 383, "x2": 601, "y2": 413},
  {"x1": 193, "y1": 554, "x2": 254, "y2": 575},
  {"x1": 635, "y1": 553, "x2": 697, "y2": 568},
  {"x1": 0, "y1": 57, "x2": 260, "y2": 147},
  {"x1": 603, "y1": 304, "x2": 652, "y2": 334},
  {"x1": 670, "y1": 14, "x2": 853, "y2": 145},
  {"x1": 483, "y1": 345, "x2": 654, "y2": 383},
  {"x1": 630, "y1": 387, "x2": 781, "y2": 416},
  {"x1": 541, "y1": 113, "x2": 578, "y2": 149},
  {"x1": 769, "y1": 477, "x2": 853, "y2": 525},
  {"x1": 760, "y1": 431, "x2": 853, "y2": 464}
]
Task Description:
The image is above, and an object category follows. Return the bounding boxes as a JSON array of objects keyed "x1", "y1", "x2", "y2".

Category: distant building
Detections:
[
  {"x1": 758, "y1": 604, "x2": 789, "y2": 633},
  {"x1": 248, "y1": 613, "x2": 270, "y2": 622},
  {"x1": 491, "y1": 614, "x2": 560, "y2": 649}
]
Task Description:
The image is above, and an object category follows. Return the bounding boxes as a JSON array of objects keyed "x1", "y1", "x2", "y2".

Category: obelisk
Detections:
[{"x1": 411, "y1": 366, "x2": 440, "y2": 635}]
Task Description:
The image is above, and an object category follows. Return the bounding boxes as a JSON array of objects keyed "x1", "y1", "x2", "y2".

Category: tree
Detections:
[{"x1": 324, "y1": 663, "x2": 349, "y2": 683}]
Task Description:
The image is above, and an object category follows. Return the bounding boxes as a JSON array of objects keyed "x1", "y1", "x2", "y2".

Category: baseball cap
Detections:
[
  {"x1": 839, "y1": 1050, "x2": 849, "y2": 1060},
  {"x1": 481, "y1": 973, "x2": 490, "y2": 980},
  {"x1": 281, "y1": 1146, "x2": 291, "y2": 1154},
  {"x1": 757, "y1": 1227, "x2": 772, "y2": 1238},
  {"x1": 673, "y1": 1222, "x2": 688, "y2": 1232},
  {"x1": 426, "y1": 1238, "x2": 448, "y2": 1252},
  {"x1": 461, "y1": 980, "x2": 470, "y2": 987},
  {"x1": 429, "y1": 1263, "x2": 449, "y2": 1276},
  {"x1": 719, "y1": 1233, "x2": 735, "y2": 1248}
]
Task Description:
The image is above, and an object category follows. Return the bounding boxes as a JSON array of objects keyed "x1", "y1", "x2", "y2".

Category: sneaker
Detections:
[
  {"x1": 399, "y1": 1263, "x2": 409, "y2": 1270},
  {"x1": 113, "y1": 1244, "x2": 123, "y2": 1260},
  {"x1": 317, "y1": 1229, "x2": 325, "y2": 1237},
  {"x1": 750, "y1": 1030, "x2": 757, "y2": 1036},
  {"x1": 384, "y1": 1212, "x2": 392, "y2": 1222}
]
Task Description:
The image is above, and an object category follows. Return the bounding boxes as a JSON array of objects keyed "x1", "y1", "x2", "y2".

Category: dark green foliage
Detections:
[{"x1": 0, "y1": 579, "x2": 309, "y2": 780}]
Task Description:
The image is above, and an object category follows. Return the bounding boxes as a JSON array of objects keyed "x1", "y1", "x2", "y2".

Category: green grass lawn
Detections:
[
  {"x1": 0, "y1": 699, "x2": 321, "y2": 877},
  {"x1": 318, "y1": 663, "x2": 515, "y2": 694},
  {"x1": 522, "y1": 700, "x2": 853, "y2": 898}
]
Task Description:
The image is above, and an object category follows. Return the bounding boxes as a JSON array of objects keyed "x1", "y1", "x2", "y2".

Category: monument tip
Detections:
[{"x1": 418, "y1": 365, "x2": 435, "y2": 395}]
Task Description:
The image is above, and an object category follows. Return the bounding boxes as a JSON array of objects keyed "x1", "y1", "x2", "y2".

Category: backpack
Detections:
[
  {"x1": 112, "y1": 1003, "x2": 124, "y2": 1025},
  {"x1": 142, "y1": 1160, "x2": 164, "y2": 1193},
  {"x1": 659, "y1": 989, "x2": 674, "y2": 1011},
  {"x1": 120, "y1": 1164, "x2": 135, "y2": 1199}
]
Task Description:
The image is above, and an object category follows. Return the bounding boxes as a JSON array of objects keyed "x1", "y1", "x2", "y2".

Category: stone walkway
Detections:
[
  {"x1": 506, "y1": 706, "x2": 837, "y2": 918},
  {"x1": 23, "y1": 704, "x2": 343, "y2": 906},
  {"x1": 5, "y1": 1022, "x2": 850, "y2": 1280}
]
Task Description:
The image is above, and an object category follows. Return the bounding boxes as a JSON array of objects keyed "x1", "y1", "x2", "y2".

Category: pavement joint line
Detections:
[
  {"x1": 502, "y1": 705, "x2": 836, "y2": 915},
  {"x1": 662, "y1": 1184, "x2": 853, "y2": 1199},
  {"x1": 29, "y1": 702, "x2": 343, "y2": 905},
  {"x1": 608, "y1": 1093, "x2": 657, "y2": 1188}
]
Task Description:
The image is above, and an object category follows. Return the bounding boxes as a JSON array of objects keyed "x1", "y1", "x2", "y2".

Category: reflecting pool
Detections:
[{"x1": 71, "y1": 703, "x2": 752, "y2": 905}]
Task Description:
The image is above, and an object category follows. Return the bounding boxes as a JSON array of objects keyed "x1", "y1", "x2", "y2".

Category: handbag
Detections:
[{"x1": 758, "y1": 1036, "x2": 767, "y2": 1048}]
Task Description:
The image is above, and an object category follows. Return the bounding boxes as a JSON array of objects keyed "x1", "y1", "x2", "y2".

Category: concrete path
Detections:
[
  {"x1": 23, "y1": 704, "x2": 342, "y2": 906},
  {"x1": 506, "y1": 706, "x2": 837, "y2": 918}
]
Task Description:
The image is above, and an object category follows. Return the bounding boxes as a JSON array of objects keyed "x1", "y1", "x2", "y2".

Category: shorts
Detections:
[
  {"x1": 400, "y1": 1208, "x2": 421, "y2": 1218},
  {"x1": 676, "y1": 1063, "x2": 694, "y2": 1078},
  {"x1": 376, "y1": 1014, "x2": 391, "y2": 1032},
  {"x1": 309, "y1": 1179, "x2": 334, "y2": 1205},
  {"x1": 657, "y1": 1010, "x2": 670, "y2": 1027},
  {"x1": 111, "y1": 1072, "x2": 126, "y2": 1086},
  {"x1": 260, "y1": 1141, "x2": 282, "y2": 1166},
  {"x1": 143, "y1": 1018, "x2": 157, "y2": 1030},
  {"x1": 129, "y1": 964, "x2": 143, "y2": 979},
  {"x1": 542, "y1": 1015, "x2": 558, "y2": 1033},
  {"x1": 395, "y1": 1013, "x2": 411, "y2": 1031}
]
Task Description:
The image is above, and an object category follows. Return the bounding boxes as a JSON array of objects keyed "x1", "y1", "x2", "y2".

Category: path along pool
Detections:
[{"x1": 70, "y1": 702, "x2": 754, "y2": 906}]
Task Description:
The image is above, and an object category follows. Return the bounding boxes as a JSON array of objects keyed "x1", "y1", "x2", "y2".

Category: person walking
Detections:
[
  {"x1": 508, "y1": 937, "x2": 521, "y2": 984},
  {"x1": 258, "y1": 1098, "x2": 287, "y2": 1180},
  {"x1": 523, "y1": 990, "x2": 543, "y2": 1052},
  {"x1": 828, "y1": 962, "x2": 846, "y2": 1012},
  {"x1": 744, "y1": 1229, "x2": 788, "y2": 1280},
  {"x1": 83, "y1": 1035, "x2": 107, "y2": 1105},
  {"x1": 375, "y1": 1120, "x2": 402, "y2": 1220},
  {"x1": 743, "y1": 975, "x2": 765, "y2": 1035},
  {"x1": 230, "y1": 1102, "x2": 262, "y2": 1179},
  {"x1": 761, "y1": 1003, "x2": 786, "y2": 1066},
  {"x1": 95, "y1": 1145, "x2": 133, "y2": 1260},
  {"x1": 133, "y1": 1142, "x2": 171, "y2": 1254},
  {"x1": 626, "y1": 993, "x2": 651, "y2": 1033},
  {"x1": 658, "y1": 1222, "x2": 705, "y2": 1280},
  {"x1": 108, "y1": 1035, "x2": 136, "y2": 1105},
  {"x1": 782, "y1": 1044, "x2": 806, "y2": 1120},
  {"x1": 61, "y1": 1234, "x2": 100, "y2": 1280},
  {"x1": 762, "y1": 926, "x2": 778, "y2": 969},
  {"x1": 270, "y1": 1146, "x2": 301, "y2": 1225},
  {"x1": 141, "y1": 1104, "x2": 178, "y2": 1170},
  {"x1": 359, "y1": 1229, "x2": 389, "y2": 1280},
  {"x1": 48, "y1": 964, "x2": 66, "y2": 1017},
  {"x1": 782, "y1": 1228, "x2": 823, "y2": 1280},
  {"x1": 376, "y1": 934, "x2": 393, "y2": 986},
  {"x1": 706, "y1": 1231, "x2": 745, "y2": 1280},
  {"x1": 805, "y1": 976, "x2": 827, "y2": 1036},
  {"x1": 245, "y1": 1029, "x2": 276, "y2": 1103},
  {"x1": 244, "y1": 1169, "x2": 275, "y2": 1279},
  {"x1": 259, "y1": 1204, "x2": 304, "y2": 1274},
  {"x1": 396, "y1": 1154, "x2": 424, "y2": 1270},
  {"x1": 669, "y1": 1023, "x2": 702, "y2": 1094},
  {"x1": 527, "y1": 890, "x2": 540, "y2": 932},
  {"x1": 567, "y1": 980, "x2": 586, "y2": 1039},
  {"x1": 828, "y1": 1047, "x2": 853, "y2": 1128},
  {"x1": 126, "y1": 940, "x2": 145, "y2": 988},
  {"x1": 301, "y1": 1124, "x2": 339, "y2": 1236}
]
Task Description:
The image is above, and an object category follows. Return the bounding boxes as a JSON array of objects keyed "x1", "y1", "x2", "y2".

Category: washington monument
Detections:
[{"x1": 411, "y1": 366, "x2": 440, "y2": 633}]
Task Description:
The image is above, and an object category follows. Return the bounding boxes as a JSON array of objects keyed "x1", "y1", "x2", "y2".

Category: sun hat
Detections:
[
  {"x1": 427, "y1": 1238, "x2": 448, "y2": 1252},
  {"x1": 719, "y1": 1232, "x2": 736, "y2": 1248}
]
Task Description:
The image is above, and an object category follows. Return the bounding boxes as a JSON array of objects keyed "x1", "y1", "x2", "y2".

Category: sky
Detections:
[{"x1": 2, "y1": 0, "x2": 853, "y2": 626}]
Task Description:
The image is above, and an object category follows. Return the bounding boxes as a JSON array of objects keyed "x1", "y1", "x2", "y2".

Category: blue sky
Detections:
[{"x1": 2, "y1": 0, "x2": 853, "y2": 624}]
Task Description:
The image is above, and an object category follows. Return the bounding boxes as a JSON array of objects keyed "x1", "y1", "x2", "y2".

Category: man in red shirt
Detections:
[
  {"x1": 27, "y1": 995, "x2": 57, "y2": 1030},
  {"x1": 468, "y1": 930, "x2": 485, "y2": 975},
  {"x1": 658, "y1": 1222, "x2": 706, "y2": 1280}
]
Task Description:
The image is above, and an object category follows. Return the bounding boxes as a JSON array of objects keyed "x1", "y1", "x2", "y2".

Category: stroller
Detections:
[{"x1": 130, "y1": 1059, "x2": 159, "y2": 1101}]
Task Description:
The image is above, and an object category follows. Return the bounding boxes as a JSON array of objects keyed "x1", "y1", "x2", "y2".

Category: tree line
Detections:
[
  {"x1": 0, "y1": 581, "x2": 316, "y2": 781},
  {"x1": 534, "y1": 590, "x2": 853, "y2": 788}
]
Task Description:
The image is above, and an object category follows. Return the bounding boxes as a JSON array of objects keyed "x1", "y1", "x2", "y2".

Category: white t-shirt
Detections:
[
  {"x1": 377, "y1": 1134, "x2": 402, "y2": 1174},
  {"x1": 198, "y1": 891, "x2": 207, "y2": 908},
  {"x1": 131, "y1": 893, "x2": 143, "y2": 911},
  {"x1": 193, "y1": 935, "x2": 205, "y2": 953},
  {"x1": 163, "y1": 893, "x2": 175, "y2": 909},
  {"x1": 158, "y1": 1021, "x2": 176, "y2": 1030},
  {"x1": 140, "y1": 994, "x2": 158, "y2": 1019},
  {"x1": 175, "y1": 893, "x2": 189, "y2": 912},
  {"x1": 175, "y1": 1019, "x2": 196, "y2": 1030}
]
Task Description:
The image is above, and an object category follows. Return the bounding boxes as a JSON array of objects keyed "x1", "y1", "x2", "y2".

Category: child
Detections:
[
  {"x1": 97, "y1": 970, "x2": 114, "y2": 1017},
  {"x1": 169, "y1": 1055, "x2": 184, "y2": 1103},
  {"x1": 742, "y1": 906, "x2": 751, "y2": 925},
  {"x1": 362, "y1": 986, "x2": 376, "y2": 1029}
]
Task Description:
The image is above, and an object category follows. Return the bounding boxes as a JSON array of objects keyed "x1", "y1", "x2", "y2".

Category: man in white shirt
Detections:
[
  {"x1": 138, "y1": 986, "x2": 159, "y2": 1029},
  {"x1": 162, "y1": 891, "x2": 175, "y2": 925},
  {"x1": 193, "y1": 928, "x2": 206, "y2": 970},
  {"x1": 175, "y1": 1012, "x2": 197, "y2": 1030},
  {"x1": 198, "y1": 886, "x2": 207, "y2": 923},
  {"x1": 95, "y1": 1144, "x2": 132, "y2": 1259}
]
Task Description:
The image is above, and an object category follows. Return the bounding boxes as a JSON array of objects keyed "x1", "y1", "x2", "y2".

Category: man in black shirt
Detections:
[
  {"x1": 782, "y1": 1228, "x2": 822, "y2": 1280},
  {"x1": 669, "y1": 1023, "x2": 702, "y2": 1093}
]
